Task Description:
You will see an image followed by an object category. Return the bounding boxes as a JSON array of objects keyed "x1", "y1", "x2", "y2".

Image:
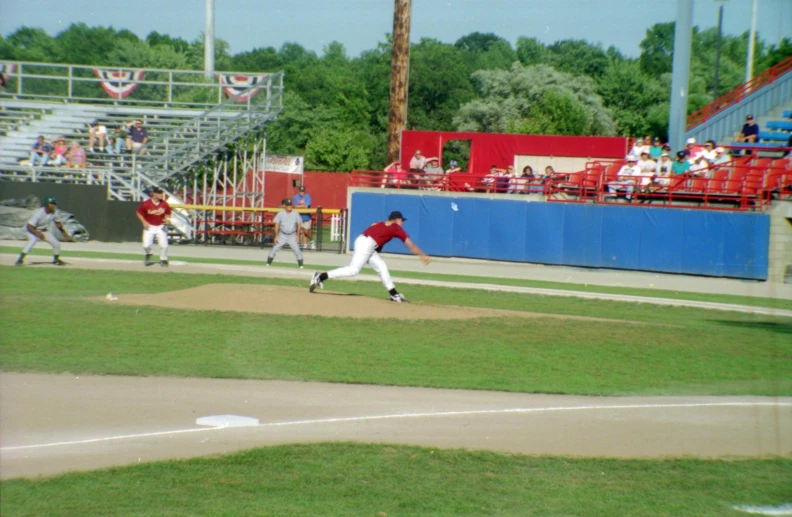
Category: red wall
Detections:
[
  {"x1": 400, "y1": 130, "x2": 629, "y2": 174},
  {"x1": 263, "y1": 171, "x2": 352, "y2": 208}
]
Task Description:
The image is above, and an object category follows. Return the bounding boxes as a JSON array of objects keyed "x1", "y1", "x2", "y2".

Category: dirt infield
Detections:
[
  {"x1": 2, "y1": 372, "x2": 790, "y2": 480},
  {"x1": 106, "y1": 283, "x2": 645, "y2": 322}
]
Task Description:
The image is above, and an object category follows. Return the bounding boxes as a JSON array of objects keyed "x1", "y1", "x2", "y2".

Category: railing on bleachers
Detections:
[{"x1": 687, "y1": 56, "x2": 792, "y2": 130}]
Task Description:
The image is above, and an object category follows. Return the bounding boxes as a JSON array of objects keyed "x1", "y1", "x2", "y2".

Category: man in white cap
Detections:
[
  {"x1": 607, "y1": 154, "x2": 642, "y2": 201},
  {"x1": 15, "y1": 196, "x2": 72, "y2": 266}
]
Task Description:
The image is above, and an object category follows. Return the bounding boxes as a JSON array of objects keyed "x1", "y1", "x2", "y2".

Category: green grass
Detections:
[
  {"x1": 3, "y1": 245, "x2": 790, "y2": 310},
  {"x1": 2, "y1": 444, "x2": 790, "y2": 517},
  {"x1": 2, "y1": 268, "x2": 790, "y2": 396}
]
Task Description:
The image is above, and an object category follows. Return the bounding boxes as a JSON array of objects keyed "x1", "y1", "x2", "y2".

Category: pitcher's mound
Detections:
[{"x1": 107, "y1": 283, "x2": 612, "y2": 321}]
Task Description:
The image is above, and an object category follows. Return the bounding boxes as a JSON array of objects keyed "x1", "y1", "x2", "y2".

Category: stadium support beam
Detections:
[
  {"x1": 205, "y1": 0, "x2": 215, "y2": 76},
  {"x1": 387, "y1": 0, "x2": 411, "y2": 164},
  {"x1": 668, "y1": 0, "x2": 694, "y2": 152}
]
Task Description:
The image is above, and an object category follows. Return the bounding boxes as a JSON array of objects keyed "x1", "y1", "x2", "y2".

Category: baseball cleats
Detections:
[
  {"x1": 160, "y1": 260, "x2": 169, "y2": 267},
  {"x1": 309, "y1": 271, "x2": 323, "y2": 293},
  {"x1": 144, "y1": 254, "x2": 154, "y2": 266},
  {"x1": 53, "y1": 259, "x2": 66, "y2": 266},
  {"x1": 15, "y1": 259, "x2": 24, "y2": 266},
  {"x1": 389, "y1": 293, "x2": 406, "y2": 303}
]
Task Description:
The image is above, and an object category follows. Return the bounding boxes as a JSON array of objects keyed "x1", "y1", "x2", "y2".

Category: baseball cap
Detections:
[
  {"x1": 746, "y1": 114, "x2": 754, "y2": 120},
  {"x1": 150, "y1": 186, "x2": 164, "y2": 194},
  {"x1": 626, "y1": 154, "x2": 637, "y2": 161},
  {"x1": 43, "y1": 196, "x2": 57, "y2": 205},
  {"x1": 450, "y1": 160, "x2": 458, "y2": 166},
  {"x1": 283, "y1": 198, "x2": 293, "y2": 206},
  {"x1": 388, "y1": 211, "x2": 407, "y2": 221},
  {"x1": 299, "y1": 186, "x2": 305, "y2": 192},
  {"x1": 686, "y1": 137, "x2": 696, "y2": 145},
  {"x1": 715, "y1": 147, "x2": 725, "y2": 153},
  {"x1": 660, "y1": 151, "x2": 670, "y2": 157}
]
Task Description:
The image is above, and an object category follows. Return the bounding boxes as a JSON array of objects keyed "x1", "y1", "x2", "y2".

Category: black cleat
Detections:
[
  {"x1": 144, "y1": 254, "x2": 154, "y2": 266},
  {"x1": 389, "y1": 293, "x2": 406, "y2": 303},
  {"x1": 161, "y1": 260, "x2": 169, "y2": 267},
  {"x1": 15, "y1": 260, "x2": 24, "y2": 266},
  {"x1": 53, "y1": 259, "x2": 66, "y2": 266}
]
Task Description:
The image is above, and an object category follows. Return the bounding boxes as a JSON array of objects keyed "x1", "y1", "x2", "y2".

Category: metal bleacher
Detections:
[{"x1": 0, "y1": 61, "x2": 284, "y2": 239}]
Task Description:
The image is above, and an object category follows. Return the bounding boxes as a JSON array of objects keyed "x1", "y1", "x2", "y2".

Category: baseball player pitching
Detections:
[
  {"x1": 15, "y1": 195, "x2": 72, "y2": 266},
  {"x1": 266, "y1": 198, "x2": 304, "y2": 268},
  {"x1": 136, "y1": 187, "x2": 172, "y2": 267},
  {"x1": 309, "y1": 210, "x2": 430, "y2": 302}
]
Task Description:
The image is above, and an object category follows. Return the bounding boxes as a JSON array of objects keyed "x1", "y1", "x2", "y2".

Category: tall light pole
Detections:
[
  {"x1": 712, "y1": 1, "x2": 726, "y2": 98},
  {"x1": 668, "y1": 0, "x2": 694, "y2": 152},
  {"x1": 387, "y1": 0, "x2": 412, "y2": 164},
  {"x1": 205, "y1": 0, "x2": 216, "y2": 76},
  {"x1": 745, "y1": 0, "x2": 758, "y2": 83}
]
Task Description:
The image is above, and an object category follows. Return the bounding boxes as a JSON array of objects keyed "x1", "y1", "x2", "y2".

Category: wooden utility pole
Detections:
[{"x1": 387, "y1": 0, "x2": 411, "y2": 164}]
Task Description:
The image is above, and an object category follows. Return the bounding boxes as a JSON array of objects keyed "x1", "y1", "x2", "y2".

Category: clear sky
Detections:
[{"x1": 1, "y1": 0, "x2": 790, "y2": 59}]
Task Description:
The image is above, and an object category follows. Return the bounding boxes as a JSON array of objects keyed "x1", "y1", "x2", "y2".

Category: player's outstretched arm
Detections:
[{"x1": 404, "y1": 238, "x2": 431, "y2": 265}]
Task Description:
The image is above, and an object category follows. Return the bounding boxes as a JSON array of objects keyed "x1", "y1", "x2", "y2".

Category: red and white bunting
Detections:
[
  {"x1": 0, "y1": 63, "x2": 17, "y2": 75},
  {"x1": 217, "y1": 74, "x2": 268, "y2": 102},
  {"x1": 93, "y1": 68, "x2": 145, "y2": 99}
]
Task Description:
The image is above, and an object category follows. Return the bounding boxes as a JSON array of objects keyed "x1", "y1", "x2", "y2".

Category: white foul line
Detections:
[{"x1": 2, "y1": 401, "x2": 790, "y2": 452}]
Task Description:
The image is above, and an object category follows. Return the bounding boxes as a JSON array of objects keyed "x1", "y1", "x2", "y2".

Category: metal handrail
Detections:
[
  {"x1": 0, "y1": 60, "x2": 282, "y2": 110},
  {"x1": 687, "y1": 56, "x2": 792, "y2": 129}
]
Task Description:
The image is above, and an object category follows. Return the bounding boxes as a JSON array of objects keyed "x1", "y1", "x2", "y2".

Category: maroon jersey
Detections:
[
  {"x1": 137, "y1": 199, "x2": 172, "y2": 225},
  {"x1": 363, "y1": 221, "x2": 408, "y2": 250}
]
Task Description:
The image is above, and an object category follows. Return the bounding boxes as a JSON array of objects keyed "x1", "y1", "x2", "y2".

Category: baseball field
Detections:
[{"x1": 1, "y1": 245, "x2": 791, "y2": 516}]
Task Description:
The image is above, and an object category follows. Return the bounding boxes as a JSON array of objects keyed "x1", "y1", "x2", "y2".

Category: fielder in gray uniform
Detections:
[
  {"x1": 266, "y1": 198, "x2": 304, "y2": 268},
  {"x1": 15, "y1": 196, "x2": 72, "y2": 266}
]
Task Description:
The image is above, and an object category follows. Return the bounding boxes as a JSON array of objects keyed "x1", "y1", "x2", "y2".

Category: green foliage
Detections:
[
  {"x1": 454, "y1": 64, "x2": 616, "y2": 136},
  {"x1": 3, "y1": 21, "x2": 790, "y2": 170}
]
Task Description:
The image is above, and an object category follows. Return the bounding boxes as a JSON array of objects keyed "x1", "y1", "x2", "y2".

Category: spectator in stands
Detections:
[
  {"x1": 48, "y1": 137, "x2": 68, "y2": 166},
  {"x1": 653, "y1": 151, "x2": 673, "y2": 187},
  {"x1": 423, "y1": 157, "x2": 444, "y2": 190},
  {"x1": 629, "y1": 136, "x2": 650, "y2": 157},
  {"x1": 543, "y1": 165, "x2": 556, "y2": 180},
  {"x1": 695, "y1": 140, "x2": 718, "y2": 163},
  {"x1": 88, "y1": 120, "x2": 108, "y2": 153},
  {"x1": 520, "y1": 165, "x2": 544, "y2": 194},
  {"x1": 735, "y1": 114, "x2": 760, "y2": 149},
  {"x1": 383, "y1": 161, "x2": 407, "y2": 188},
  {"x1": 293, "y1": 185, "x2": 315, "y2": 249},
  {"x1": 681, "y1": 137, "x2": 701, "y2": 159},
  {"x1": 637, "y1": 149, "x2": 656, "y2": 176},
  {"x1": 126, "y1": 119, "x2": 149, "y2": 155},
  {"x1": 497, "y1": 165, "x2": 515, "y2": 193},
  {"x1": 409, "y1": 149, "x2": 427, "y2": 172},
  {"x1": 482, "y1": 165, "x2": 507, "y2": 193},
  {"x1": 713, "y1": 147, "x2": 730, "y2": 165},
  {"x1": 649, "y1": 137, "x2": 664, "y2": 159},
  {"x1": 0, "y1": 72, "x2": 7, "y2": 92},
  {"x1": 445, "y1": 160, "x2": 461, "y2": 173},
  {"x1": 607, "y1": 154, "x2": 641, "y2": 201},
  {"x1": 672, "y1": 151, "x2": 691, "y2": 176},
  {"x1": 67, "y1": 141, "x2": 86, "y2": 168},
  {"x1": 689, "y1": 154, "x2": 711, "y2": 177},
  {"x1": 109, "y1": 124, "x2": 128, "y2": 155},
  {"x1": 29, "y1": 135, "x2": 53, "y2": 168}
]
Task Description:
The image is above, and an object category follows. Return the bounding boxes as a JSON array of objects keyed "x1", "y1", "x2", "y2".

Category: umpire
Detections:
[{"x1": 266, "y1": 198, "x2": 304, "y2": 268}]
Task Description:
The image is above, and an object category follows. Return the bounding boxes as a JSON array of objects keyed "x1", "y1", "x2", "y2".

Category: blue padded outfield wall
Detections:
[{"x1": 349, "y1": 191, "x2": 770, "y2": 280}]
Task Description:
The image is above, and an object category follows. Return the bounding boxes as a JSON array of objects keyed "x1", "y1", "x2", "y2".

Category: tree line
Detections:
[{"x1": 2, "y1": 23, "x2": 790, "y2": 172}]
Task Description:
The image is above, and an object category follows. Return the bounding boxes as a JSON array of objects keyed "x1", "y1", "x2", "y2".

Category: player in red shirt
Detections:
[
  {"x1": 309, "y1": 211, "x2": 431, "y2": 302},
  {"x1": 136, "y1": 186, "x2": 172, "y2": 266}
]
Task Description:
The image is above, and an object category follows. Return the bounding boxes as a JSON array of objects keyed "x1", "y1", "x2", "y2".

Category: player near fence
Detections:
[
  {"x1": 136, "y1": 187, "x2": 172, "y2": 267},
  {"x1": 15, "y1": 196, "x2": 72, "y2": 266},
  {"x1": 309, "y1": 210, "x2": 430, "y2": 302},
  {"x1": 266, "y1": 198, "x2": 305, "y2": 268},
  {"x1": 293, "y1": 185, "x2": 315, "y2": 250}
]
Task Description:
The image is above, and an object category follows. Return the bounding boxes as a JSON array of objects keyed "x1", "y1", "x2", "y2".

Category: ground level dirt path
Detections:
[{"x1": 2, "y1": 372, "x2": 790, "y2": 479}]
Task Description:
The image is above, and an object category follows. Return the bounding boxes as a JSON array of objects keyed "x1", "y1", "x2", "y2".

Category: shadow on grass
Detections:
[{"x1": 710, "y1": 319, "x2": 792, "y2": 335}]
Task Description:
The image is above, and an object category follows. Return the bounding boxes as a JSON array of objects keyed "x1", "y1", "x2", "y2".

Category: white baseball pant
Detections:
[
  {"x1": 327, "y1": 234, "x2": 395, "y2": 290},
  {"x1": 143, "y1": 224, "x2": 168, "y2": 260},
  {"x1": 23, "y1": 230, "x2": 60, "y2": 254}
]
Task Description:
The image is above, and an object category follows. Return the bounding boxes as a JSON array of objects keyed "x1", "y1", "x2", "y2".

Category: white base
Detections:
[{"x1": 196, "y1": 414, "x2": 260, "y2": 427}]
